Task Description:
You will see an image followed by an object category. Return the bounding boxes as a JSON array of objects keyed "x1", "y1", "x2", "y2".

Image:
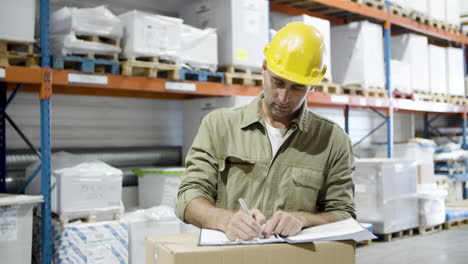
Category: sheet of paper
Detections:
[
  {"x1": 285, "y1": 218, "x2": 372, "y2": 243},
  {"x1": 199, "y1": 229, "x2": 284, "y2": 246}
]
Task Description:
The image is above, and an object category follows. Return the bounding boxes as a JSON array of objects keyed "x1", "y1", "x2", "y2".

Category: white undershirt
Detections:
[{"x1": 265, "y1": 122, "x2": 287, "y2": 157}]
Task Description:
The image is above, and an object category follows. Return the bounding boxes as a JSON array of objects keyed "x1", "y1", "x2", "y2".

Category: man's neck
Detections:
[{"x1": 261, "y1": 100, "x2": 297, "y2": 129}]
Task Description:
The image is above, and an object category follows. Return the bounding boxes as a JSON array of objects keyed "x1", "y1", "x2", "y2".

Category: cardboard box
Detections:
[
  {"x1": 179, "y1": 0, "x2": 269, "y2": 70},
  {"x1": 390, "y1": 60, "x2": 411, "y2": 93},
  {"x1": 331, "y1": 21, "x2": 385, "y2": 88},
  {"x1": 446, "y1": 47, "x2": 465, "y2": 97},
  {"x1": 428, "y1": 45, "x2": 447, "y2": 95},
  {"x1": 391, "y1": 34, "x2": 429, "y2": 93},
  {"x1": 428, "y1": 0, "x2": 445, "y2": 21},
  {"x1": 407, "y1": 0, "x2": 428, "y2": 15},
  {"x1": 0, "y1": 0, "x2": 35, "y2": 42},
  {"x1": 146, "y1": 234, "x2": 356, "y2": 264},
  {"x1": 445, "y1": 0, "x2": 460, "y2": 26},
  {"x1": 418, "y1": 162, "x2": 435, "y2": 184}
]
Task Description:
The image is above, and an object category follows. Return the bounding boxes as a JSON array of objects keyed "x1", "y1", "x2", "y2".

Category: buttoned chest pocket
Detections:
[
  {"x1": 288, "y1": 167, "x2": 323, "y2": 213},
  {"x1": 217, "y1": 155, "x2": 256, "y2": 209}
]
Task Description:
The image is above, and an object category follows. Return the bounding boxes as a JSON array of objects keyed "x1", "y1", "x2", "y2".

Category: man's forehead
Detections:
[{"x1": 268, "y1": 67, "x2": 309, "y2": 88}]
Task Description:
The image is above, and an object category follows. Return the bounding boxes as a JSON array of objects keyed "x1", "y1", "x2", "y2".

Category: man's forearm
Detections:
[
  {"x1": 291, "y1": 211, "x2": 339, "y2": 228},
  {"x1": 184, "y1": 197, "x2": 234, "y2": 232}
]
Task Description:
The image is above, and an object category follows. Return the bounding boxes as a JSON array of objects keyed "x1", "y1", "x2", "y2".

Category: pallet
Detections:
[
  {"x1": 314, "y1": 81, "x2": 342, "y2": 94},
  {"x1": 443, "y1": 218, "x2": 468, "y2": 230},
  {"x1": 447, "y1": 24, "x2": 461, "y2": 34},
  {"x1": 417, "y1": 224, "x2": 444, "y2": 235},
  {"x1": 393, "y1": 90, "x2": 412, "y2": 99},
  {"x1": 390, "y1": 4, "x2": 409, "y2": 17},
  {"x1": 412, "y1": 92, "x2": 432, "y2": 102},
  {"x1": 0, "y1": 39, "x2": 39, "y2": 67},
  {"x1": 409, "y1": 11, "x2": 429, "y2": 24},
  {"x1": 364, "y1": 0, "x2": 385, "y2": 10},
  {"x1": 0, "y1": 39, "x2": 34, "y2": 54},
  {"x1": 56, "y1": 208, "x2": 121, "y2": 224},
  {"x1": 448, "y1": 95, "x2": 467, "y2": 105},
  {"x1": 377, "y1": 228, "x2": 414, "y2": 242},
  {"x1": 343, "y1": 84, "x2": 387, "y2": 97},
  {"x1": 431, "y1": 94, "x2": 449, "y2": 103},
  {"x1": 221, "y1": 65, "x2": 263, "y2": 86},
  {"x1": 428, "y1": 19, "x2": 447, "y2": 30},
  {"x1": 73, "y1": 35, "x2": 120, "y2": 61},
  {"x1": 120, "y1": 56, "x2": 180, "y2": 79},
  {"x1": 179, "y1": 68, "x2": 224, "y2": 83},
  {"x1": 52, "y1": 55, "x2": 119, "y2": 74}
]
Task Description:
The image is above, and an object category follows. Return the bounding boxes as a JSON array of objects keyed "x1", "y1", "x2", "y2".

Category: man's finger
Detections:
[
  {"x1": 240, "y1": 213, "x2": 262, "y2": 236},
  {"x1": 264, "y1": 213, "x2": 280, "y2": 236},
  {"x1": 251, "y1": 208, "x2": 267, "y2": 225}
]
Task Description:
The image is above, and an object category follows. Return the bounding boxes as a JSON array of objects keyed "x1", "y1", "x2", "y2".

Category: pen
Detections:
[{"x1": 238, "y1": 198, "x2": 251, "y2": 216}]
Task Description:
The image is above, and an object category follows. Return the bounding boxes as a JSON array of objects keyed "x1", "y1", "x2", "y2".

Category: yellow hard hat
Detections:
[{"x1": 264, "y1": 22, "x2": 327, "y2": 86}]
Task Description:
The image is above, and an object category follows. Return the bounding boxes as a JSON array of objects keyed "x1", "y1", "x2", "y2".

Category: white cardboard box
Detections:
[
  {"x1": 354, "y1": 159, "x2": 419, "y2": 234},
  {"x1": 445, "y1": 0, "x2": 461, "y2": 26},
  {"x1": 391, "y1": 33, "x2": 430, "y2": 93},
  {"x1": 179, "y1": 0, "x2": 269, "y2": 70},
  {"x1": 331, "y1": 21, "x2": 385, "y2": 88},
  {"x1": 446, "y1": 47, "x2": 465, "y2": 97},
  {"x1": 119, "y1": 11, "x2": 183, "y2": 60},
  {"x1": 428, "y1": 0, "x2": 445, "y2": 21},
  {"x1": 407, "y1": 0, "x2": 428, "y2": 15},
  {"x1": 0, "y1": 0, "x2": 35, "y2": 42},
  {"x1": 182, "y1": 96, "x2": 256, "y2": 163},
  {"x1": 428, "y1": 44, "x2": 447, "y2": 95},
  {"x1": 134, "y1": 167, "x2": 184, "y2": 209},
  {"x1": 390, "y1": 60, "x2": 411, "y2": 93},
  {"x1": 418, "y1": 184, "x2": 446, "y2": 228},
  {"x1": 271, "y1": 14, "x2": 332, "y2": 82},
  {"x1": 180, "y1": 24, "x2": 218, "y2": 71},
  {"x1": 0, "y1": 194, "x2": 42, "y2": 264}
]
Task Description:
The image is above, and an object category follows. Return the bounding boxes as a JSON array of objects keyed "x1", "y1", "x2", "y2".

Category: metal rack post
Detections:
[{"x1": 384, "y1": 1, "x2": 393, "y2": 157}]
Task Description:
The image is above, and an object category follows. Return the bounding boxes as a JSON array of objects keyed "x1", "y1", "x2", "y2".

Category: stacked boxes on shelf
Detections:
[
  {"x1": 390, "y1": 60, "x2": 411, "y2": 94},
  {"x1": 354, "y1": 158, "x2": 419, "y2": 235},
  {"x1": 444, "y1": 0, "x2": 460, "y2": 31},
  {"x1": 428, "y1": 44, "x2": 447, "y2": 95},
  {"x1": 407, "y1": 0, "x2": 429, "y2": 17},
  {"x1": 179, "y1": 0, "x2": 269, "y2": 72},
  {"x1": 180, "y1": 25, "x2": 218, "y2": 72},
  {"x1": 427, "y1": 0, "x2": 446, "y2": 25},
  {"x1": 446, "y1": 47, "x2": 465, "y2": 97},
  {"x1": 391, "y1": 33, "x2": 430, "y2": 94},
  {"x1": 331, "y1": 21, "x2": 385, "y2": 90},
  {"x1": 0, "y1": 0, "x2": 35, "y2": 42}
]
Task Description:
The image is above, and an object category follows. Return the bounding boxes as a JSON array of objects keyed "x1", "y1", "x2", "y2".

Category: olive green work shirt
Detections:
[{"x1": 175, "y1": 93, "x2": 356, "y2": 221}]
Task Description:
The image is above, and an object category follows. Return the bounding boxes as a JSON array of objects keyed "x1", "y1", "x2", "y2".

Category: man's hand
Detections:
[
  {"x1": 225, "y1": 208, "x2": 266, "y2": 241},
  {"x1": 263, "y1": 210, "x2": 303, "y2": 238}
]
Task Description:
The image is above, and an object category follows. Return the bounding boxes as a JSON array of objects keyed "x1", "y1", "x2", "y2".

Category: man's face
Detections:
[{"x1": 262, "y1": 63, "x2": 312, "y2": 120}]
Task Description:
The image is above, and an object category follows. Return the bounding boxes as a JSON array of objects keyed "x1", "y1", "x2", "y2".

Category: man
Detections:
[{"x1": 175, "y1": 22, "x2": 355, "y2": 241}]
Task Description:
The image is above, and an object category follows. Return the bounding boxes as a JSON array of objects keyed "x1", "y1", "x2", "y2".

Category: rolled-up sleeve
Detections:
[
  {"x1": 175, "y1": 114, "x2": 219, "y2": 222},
  {"x1": 319, "y1": 126, "x2": 356, "y2": 220}
]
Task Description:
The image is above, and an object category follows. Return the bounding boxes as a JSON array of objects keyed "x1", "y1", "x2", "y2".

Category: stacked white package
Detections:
[
  {"x1": 354, "y1": 158, "x2": 419, "y2": 234},
  {"x1": 391, "y1": 34, "x2": 430, "y2": 93},
  {"x1": 389, "y1": 0, "x2": 407, "y2": 8},
  {"x1": 180, "y1": 25, "x2": 218, "y2": 71},
  {"x1": 182, "y1": 96, "x2": 256, "y2": 163},
  {"x1": 374, "y1": 138, "x2": 436, "y2": 163},
  {"x1": 427, "y1": 0, "x2": 446, "y2": 21},
  {"x1": 122, "y1": 206, "x2": 181, "y2": 264},
  {"x1": 407, "y1": 0, "x2": 428, "y2": 15},
  {"x1": 462, "y1": 1, "x2": 468, "y2": 16},
  {"x1": 331, "y1": 21, "x2": 385, "y2": 88},
  {"x1": 180, "y1": 0, "x2": 269, "y2": 71},
  {"x1": 390, "y1": 60, "x2": 411, "y2": 93},
  {"x1": 445, "y1": 0, "x2": 460, "y2": 27},
  {"x1": 119, "y1": 11, "x2": 183, "y2": 60},
  {"x1": 50, "y1": 6, "x2": 123, "y2": 56},
  {"x1": 428, "y1": 44, "x2": 448, "y2": 95},
  {"x1": 417, "y1": 184, "x2": 447, "y2": 228},
  {"x1": 271, "y1": 14, "x2": 332, "y2": 81},
  {"x1": 25, "y1": 152, "x2": 123, "y2": 216},
  {"x1": 446, "y1": 47, "x2": 465, "y2": 97},
  {"x1": 33, "y1": 218, "x2": 128, "y2": 264},
  {"x1": 0, "y1": 194, "x2": 42, "y2": 264},
  {"x1": 133, "y1": 167, "x2": 184, "y2": 209},
  {"x1": 0, "y1": 0, "x2": 35, "y2": 42}
]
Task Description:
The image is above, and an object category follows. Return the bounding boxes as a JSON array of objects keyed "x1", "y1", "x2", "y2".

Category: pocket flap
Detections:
[
  {"x1": 292, "y1": 168, "x2": 323, "y2": 190},
  {"x1": 219, "y1": 155, "x2": 255, "y2": 172}
]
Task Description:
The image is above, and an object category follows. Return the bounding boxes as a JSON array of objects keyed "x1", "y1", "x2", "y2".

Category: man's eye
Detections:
[{"x1": 273, "y1": 79, "x2": 283, "y2": 85}]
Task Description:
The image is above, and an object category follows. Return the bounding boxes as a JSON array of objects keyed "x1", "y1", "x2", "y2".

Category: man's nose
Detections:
[{"x1": 278, "y1": 89, "x2": 290, "y2": 104}]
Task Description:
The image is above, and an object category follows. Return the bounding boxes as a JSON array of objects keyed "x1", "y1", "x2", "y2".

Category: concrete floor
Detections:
[{"x1": 356, "y1": 226, "x2": 468, "y2": 264}]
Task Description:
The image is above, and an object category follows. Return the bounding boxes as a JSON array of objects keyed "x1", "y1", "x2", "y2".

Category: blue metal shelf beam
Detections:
[{"x1": 0, "y1": 83, "x2": 6, "y2": 193}]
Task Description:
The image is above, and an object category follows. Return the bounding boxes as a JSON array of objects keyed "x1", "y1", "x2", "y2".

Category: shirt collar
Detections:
[{"x1": 240, "y1": 92, "x2": 309, "y2": 132}]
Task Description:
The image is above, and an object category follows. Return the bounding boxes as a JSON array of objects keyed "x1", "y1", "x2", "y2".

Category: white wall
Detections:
[{"x1": 6, "y1": 92, "x2": 182, "y2": 149}]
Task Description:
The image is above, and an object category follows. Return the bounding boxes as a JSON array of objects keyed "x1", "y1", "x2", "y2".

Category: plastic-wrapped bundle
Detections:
[
  {"x1": 417, "y1": 184, "x2": 447, "y2": 228},
  {"x1": 119, "y1": 11, "x2": 183, "y2": 60},
  {"x1": 50, "y1": 6, "x2": 123, "y2": 56},
  {"x1": 180, "y1": 24, "x2": 218, "y2": 71},
  {"x1": 354, "y1": 158, "x2": 419, "y2": 234}
]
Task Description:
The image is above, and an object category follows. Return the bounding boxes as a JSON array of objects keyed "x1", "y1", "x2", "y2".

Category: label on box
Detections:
[
  {"x1": 331, "y1": 95, "x2": 349, "y2": 104},
  {"x1": 68, "y1": 73, "x2": 108, "y2": 85},
  {"x1": 165, "y1": 81, "x2": 196, "y2": 92},
  {"x1": 0, "y1": 205, "x2": 18, "y2": 241},
  {"x1": 235, "y1": 48, "x2": 249, "y2": 62},
  {"x1": 0, "y1": 67, "x2": 5, "y2": 79}
]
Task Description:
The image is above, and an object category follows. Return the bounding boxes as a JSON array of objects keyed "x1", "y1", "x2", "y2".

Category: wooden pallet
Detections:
[
  {"x1": 314, "y1": 81, "x2": 342, "y2": 94},
  {"x1": 57, "y1": 208, "x2": 121, "y2": 224},
  {"x1": 448, "y1": 95, "x2": 467, "y2": 105},
  {"x1": 377, "y1": 228, "x2": 414, "y2": 242},
  {"x1": 220, "y1": 65, "x2": 263, "y2": 86},
  {"x1": 443, "y1": 218, "x2": 468, "y2": 230},
  {"x1": 409, "y1": 11, "x2": 429, "y2": 24},
  {"x1": 120, "y1": 56, "x2": 180, "y2": 79},
  {"x1": 428, "y1": 19, "x2": 447, "y2": 30},
  {"x1": 431, "y1": 94, "x2": 449, "y2": 103},
  {"x1": 343, "y1": 84, "x2": 387, "y2": 97},
  {"x1": 0, "y1": 39, "x2": 34, "y2": 54},
  {"x1": 447, "y1": 24, "x2": 461, "y2": 34},
  {"x1": 364, "y1": 0, "x2": 385, "y2": 10},
  {"x1": 73, "y1": 35, "x2": 120, "y2": 61},
  {"x1": 390, "y1": 4, "x2": 409, "y2": 17},
  {"x1": 0, "y1": 39, "x2": 39, "y2": 67},
  {"x1": 179, "y1": 68, "x2": 224, "y2": 83},
  {"x1": 52, "y1": 55, "x2": 119, "y2": 74},
  {"x1": 412, "y1": 92, "x2": 432, "y2": 102},
  {"x1": 393, "y1": 90, "x2": 413, "y2": 99},
  {"x1": 417, "y1": 224, "x2": 444, "y2": 235}
]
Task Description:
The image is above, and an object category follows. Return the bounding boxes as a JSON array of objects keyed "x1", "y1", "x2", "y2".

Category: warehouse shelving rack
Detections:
[{"x1": 1, "y1": 0, "x2": 468, "y2": 263}]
